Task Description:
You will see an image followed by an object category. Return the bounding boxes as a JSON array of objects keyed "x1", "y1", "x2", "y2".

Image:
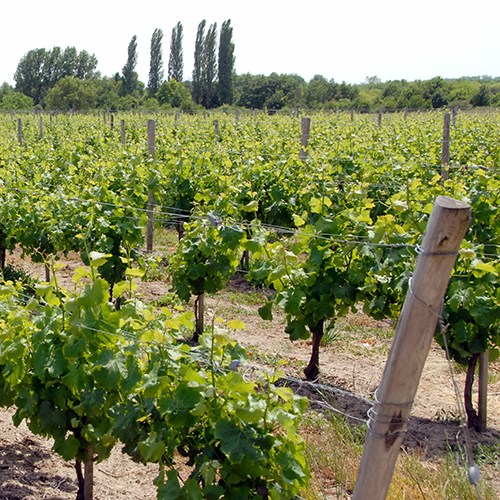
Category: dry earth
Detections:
[{"x1": 1, "y1": 248, "x2": 499, "y2": 499}]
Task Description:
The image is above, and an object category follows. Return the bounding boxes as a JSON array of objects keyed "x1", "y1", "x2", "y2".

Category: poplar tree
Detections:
[
  {"x1": 192, "y1": 20, "x2": 206, "y2": 105},
  {"x1": 202, "y1": 23, "x2": 217, "y2": 108},
  {"x1": 148, "y1": 28, "x2": 164, "y2": 97},
  {"x1": 218, "y1": 20, "x2": 235, "y2": 105},
  {"x1": 121, "y1": 35, "x2": 138, "y2": 96},
  {"x1": 168, "y1": 22, "x2": 184, "y2": 82}
]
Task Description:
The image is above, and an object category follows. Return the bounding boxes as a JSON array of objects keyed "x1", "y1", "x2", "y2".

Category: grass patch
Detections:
[{"x1": 301, "y1": 412, "x2": 497, "y2": 499}]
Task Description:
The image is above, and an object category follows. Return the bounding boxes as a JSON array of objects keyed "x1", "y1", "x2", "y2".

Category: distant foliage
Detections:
[
  {"x1": 14, "y1": 46, "x2": 97, "y2": 105},
  {"x1": 168, "y1": 22, "x2": 184, "y2": 83},
  {"x1": 148, "y1": 28, "x2": 164, "y2": 97}
]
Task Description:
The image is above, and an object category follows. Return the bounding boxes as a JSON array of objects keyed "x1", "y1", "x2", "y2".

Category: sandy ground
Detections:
[{"x1": 1, "y1": 248, "x2": 499, "y2": 499}]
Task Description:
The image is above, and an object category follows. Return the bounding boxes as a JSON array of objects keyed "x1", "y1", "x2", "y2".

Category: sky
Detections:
[{"x1": 1, "y1": 0, "x2": 499, "y2": 87}]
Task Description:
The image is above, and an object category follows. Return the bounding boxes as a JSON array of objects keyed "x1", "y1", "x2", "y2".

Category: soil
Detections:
[{"x1": 1, "y1": 248, "x2": 499, "y2": 499}]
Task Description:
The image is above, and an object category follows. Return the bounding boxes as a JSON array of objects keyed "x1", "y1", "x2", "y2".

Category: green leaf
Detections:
[
  {"x1": 113, "y1": 281, "x2": 128, "y2": 298},
  {"x1": 215, "y1": 419, "x2": 260, "y2": 464},
  {"x1": 227, "y1": 319, "x2": 245, "y2": 330},
  {"x1": 88, "y1": 251, "x2": 111, "y2": 268},
  {"x1": 258, "y1": 302, "x2": 273, "y2": 321},
  {"x1": 158, "y1": 384, "x2": 201, "y2": 428},
  {"x1": 138, "y1": 432, "x2": 166, "y2": 462}
]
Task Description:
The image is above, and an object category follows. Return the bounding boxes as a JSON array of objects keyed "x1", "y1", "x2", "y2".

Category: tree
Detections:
[
  {"x1": 14, "y1": 47, "x2": 97, "y2": 105},
  {"x1": 0, "y1": 82, "x2": 12, "y2": 101},
  {"x1": 423, "y1": 76, "x2": 450, "y2": 108},
  {"x1": 202, "y1": 23, "x2": 217, "y2": 108},
  {"x1": 121, "y1": 35, "x2": 139, "y2": 96},
  {"x1": 168, "y1": 22, "x2": 183, "y2": 82},
  {"x1": 192, "y1": 20, "x2": 206, "y2": 105},
  {"x1": 45, "y1": 77, "x2": 97, "y2": 110},
  {"x1": 471, "y1": 83, "x2": 492, "y2": 107},
  {"x1": 14, "y1": 48, "x2": 48, "y2": 105},
  {"x1": 148, "y1": 28, "x2": 164, "y2": 97},
  {"x1": 157, "y1": 79, "x2": 195, "y2": 109},
  {"x1": 217, "y1": 19, "x2": 235, "y2": 105},
  {"x1": 0, "y1": 91, "x2": 33, "y2": 110}
]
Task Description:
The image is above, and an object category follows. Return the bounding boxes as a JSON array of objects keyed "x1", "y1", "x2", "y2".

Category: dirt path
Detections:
[{"x1": 1, "y1": 248, "x2": 499, "y2": 499}]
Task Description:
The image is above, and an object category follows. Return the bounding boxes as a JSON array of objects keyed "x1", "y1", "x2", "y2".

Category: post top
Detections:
[{"x1": 436, "y1": 195, "x2": 470, "y2": 210}]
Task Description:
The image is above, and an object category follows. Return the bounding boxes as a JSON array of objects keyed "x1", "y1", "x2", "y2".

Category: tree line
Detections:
[{"x1": 1, "y1": 22, "x2": 499, "y2": 112}]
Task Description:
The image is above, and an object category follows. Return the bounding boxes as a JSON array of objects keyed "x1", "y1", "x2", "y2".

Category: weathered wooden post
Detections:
[
  {"x1": 39, "y1": 116, "x2": 43, "y2": 139},
  {"x1": 110, "y1": 114, "x2": 114, "y2": 130},
  {"x1": 478, "y1": 350, "x2": 489, "y2": 431},
  {"x1": 147, "y1": 119, "x2": 155, "y2": 252},
  {"x1": 441, "y1": 112, "x2": 451, "y2": 182},
  {"x1": 214, "y1": 119, "x2": 219, "y2": 141},
  {"x1": 17, "y1": 118, "x2": 22, "y2": 147},
  {"x1": 378, "y1": 109, "x2": 382, "y2": 128},
  {"x1": 352, "y1": 195, "x2": 471, "y2": 500},
  {"x1": 121, "y1": 119, "x2": 125, "y2": 145},
  {"x1": 300, "y1": 117, "x2": 311, "y2": 163}
]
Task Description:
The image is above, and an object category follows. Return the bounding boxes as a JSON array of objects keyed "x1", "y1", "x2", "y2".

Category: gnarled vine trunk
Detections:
[
  {"x1": 303, "y1": 320, "x2": 324, "y2": 381},
  {"x1": 465, "y1": 353, "x2": 480, "y2": 431}
]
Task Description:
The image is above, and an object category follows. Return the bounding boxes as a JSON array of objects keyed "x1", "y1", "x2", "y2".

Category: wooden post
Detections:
[
  {"x1": 110, "y1": 114, "x2": 114, "y2": 130},
  {"x1": 378, "y1": 109, "x2": 382, "y2": 128},
  {"x1": 214, "y1": 119, "x2": 219, "y2": 141},
  {"x1": 50, "y1": 112, "x2": 53, "y2": 126},
  {"x1": 478, "y1": 350, "x2": 489, "y2": 431},
  {"x1": 300, "y1": 117, "x2": 311, "y2": 162},
  {"x1": 121, "y1": 119, "x2": 125, "y2": 145},
  {"x1": 235, "y1": 108, "x2": 239, "y2": 125},
  {"x1": 352, "y1": 195, "x2": 471, "y2": 500},
  {"x1": 147, "y1": 119, "x2": 155, "y2": 252},
  {"x1": 441, "y1": 112, "x2": 451, "y2": 182},
  {"x1": 103, "y1": 112, "x2": 106, "y2": 126},
  {"x1": 17, "y1": 118, "x2": 22, "y2": 147},
  {"x1": 84, "y1": 443, "x2": 94, "y2": 500},
  {"x1": 39, "y1": 115, "x2": 43, "y2": 139},
  {"x1": 350, "y1": 109, "x2": 354, "y2": 123}
]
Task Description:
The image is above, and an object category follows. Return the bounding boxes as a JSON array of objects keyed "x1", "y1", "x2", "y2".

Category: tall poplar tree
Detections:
[
  {"x1": 148, "y1": 28, "x2": 164, "y2": 97},
  {"x1": 218, "y1": 20, "x2": 235, "y2": 105},
  {"x1": 121, "y1": 35, "x2": 138, "y2": 96},
  {"x1": 202, "y1": 23, "x2": 217, "y2": 108},
  {"x1": 168, "y1": 22, "x2": 184, "y2": 82},
  {"x1": 192, "y1": 20, "x2": 206, "y2": 105}
]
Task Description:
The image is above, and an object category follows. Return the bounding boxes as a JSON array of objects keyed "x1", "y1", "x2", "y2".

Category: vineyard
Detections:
[{"x1": 0, "y1": 109, "x2": 499, "y2": 499}]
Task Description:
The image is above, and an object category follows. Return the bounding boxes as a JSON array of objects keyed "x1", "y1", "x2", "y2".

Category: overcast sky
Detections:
[{"x1": 1, "y1": 0, "x2": 499, "y2": 87}]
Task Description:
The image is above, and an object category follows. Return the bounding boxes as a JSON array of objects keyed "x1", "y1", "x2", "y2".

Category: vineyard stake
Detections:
[
  {"x1": 441, "y1": 112, "x2": 451, "y2": 182},
  {"x1": 39, "y1": 115, "x2": 43, "y2": 139},
  {"x1": 378, "y1": 109, "x2": 382, "y2": 128},
  {"x1": 478, "y1": 350, "x2": 489, "y2": 431},
  {"x1": 84, "y1": 443, "x2": 94, "y2": 500},
  {"x1": 214, "y1": 119, "x2": 219, "y2": 141},
  {"x1": 352, "y1": 195, "x2": 471, "y2": 500},
  {"x1": 147, "y1": 119, "x2": 155, "y2": 252},
  {"x1": 121, "y1": 119, "x2": 125, "y2": 146},
  {"x1": 300, "y1": 117, "x2": 311, "y2": 163},
  {"x1": 17, "y1": 118, "x2": 22, "y2": 147}
]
